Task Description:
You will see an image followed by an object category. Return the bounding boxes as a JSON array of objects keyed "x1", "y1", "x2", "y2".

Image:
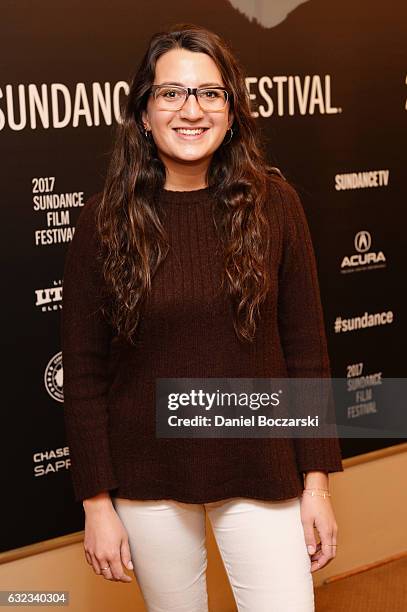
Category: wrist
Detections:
[
  {"x1": 302, "y1": 470, "x2": 329, "y2": 490},
  {"x1": 83, "y1": 491, "x2": 113, "y2": 512},
  {"x1": 302, "y1": 488, "x2": 331, "y2": 498}
]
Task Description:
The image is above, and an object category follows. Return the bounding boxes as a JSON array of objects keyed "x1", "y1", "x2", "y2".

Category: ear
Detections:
[{"x1": 141, "y1": 109, "x2": 149, "y2": 130}]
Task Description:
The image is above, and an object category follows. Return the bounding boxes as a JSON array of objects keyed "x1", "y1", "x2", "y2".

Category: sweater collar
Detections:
[{"x1": 160, "y1": 184, "x2": 215, "y2": 205}]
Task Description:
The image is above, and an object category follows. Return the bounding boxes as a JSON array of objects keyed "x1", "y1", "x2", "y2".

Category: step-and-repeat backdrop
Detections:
[{"x1": 1, "y1": 0, "x2": 406, "y2": 553}]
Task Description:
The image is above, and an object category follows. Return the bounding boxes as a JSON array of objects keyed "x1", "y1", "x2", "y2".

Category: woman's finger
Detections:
[
  {"x1": 84, "y1": 549, "x2": 93, "y2": 566},
  {"x1": 108, "y1": 553, "x2": 131, "y2": 582},
  {"x1": 120, "y1": 538, "x2": 134, "y2": 572},
  {"x1": 329, "y1": 532, "x2": 338, "y2": 558},
  {"x1": 311, "y1": 535, "x2": 336, "y2": 570},
  {"x1": 301, "y1": 518, "x2": 317, "y2": 555},
  {"x1": 89, "y1": 552, "x2": 102, "y2": 575},
  {"x1": 99, "y1": 562, "x2": 114, "y2": 581}
]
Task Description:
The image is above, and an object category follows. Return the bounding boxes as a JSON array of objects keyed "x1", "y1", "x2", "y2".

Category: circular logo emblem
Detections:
[
  {"x1": 44, "y1": 351, "x2": 64, "y2": 403},
  {"x1": 354, "y1": 230, "x2": 371, "y2": 253}
]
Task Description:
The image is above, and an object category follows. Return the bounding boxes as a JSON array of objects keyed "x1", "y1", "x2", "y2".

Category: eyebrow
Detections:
[{"x1": 156, "y1": 81, "x2": 224, "y2": 88}]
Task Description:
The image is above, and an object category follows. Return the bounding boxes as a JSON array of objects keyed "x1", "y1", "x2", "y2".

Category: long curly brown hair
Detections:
[{"x1": 97, "y1": 23, "x2": 283, "y2": 345}]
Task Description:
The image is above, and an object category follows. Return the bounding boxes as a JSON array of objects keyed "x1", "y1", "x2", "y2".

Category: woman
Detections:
[{"x1": 61, "y1": 23, "x2": 343, "y2": 611}]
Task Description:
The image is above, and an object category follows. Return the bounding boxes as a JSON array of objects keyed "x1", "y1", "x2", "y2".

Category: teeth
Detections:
[{"x1": 175, "y1": 128, "x2": 206, "y2": 135}]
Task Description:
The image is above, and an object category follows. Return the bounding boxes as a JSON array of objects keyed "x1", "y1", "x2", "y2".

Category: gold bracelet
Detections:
[{"x1": 303, "y1": 489, "x2": 331, "y2": 499}]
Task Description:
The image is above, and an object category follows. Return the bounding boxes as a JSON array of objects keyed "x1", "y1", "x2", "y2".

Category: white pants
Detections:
[{"x1": 111, "y1": 495, "x2": 314, "y2": 612}]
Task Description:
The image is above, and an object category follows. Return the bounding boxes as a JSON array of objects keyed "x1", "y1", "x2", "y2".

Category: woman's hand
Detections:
[
  {"x1": 300, "y1": 491, "x2": 338, "y2": 573},
  {"x1": 82, "y1": 492, "x2": 134, "y2": 582}
]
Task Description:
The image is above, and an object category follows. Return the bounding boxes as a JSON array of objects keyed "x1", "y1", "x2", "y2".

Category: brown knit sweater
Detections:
[{"x1": 61, "y1": 173, "x2": 343, "y2": 503}]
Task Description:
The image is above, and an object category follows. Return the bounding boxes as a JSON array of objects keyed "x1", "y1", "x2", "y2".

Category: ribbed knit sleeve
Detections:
[
  {"x1": 273, "y1": 177, "x2": 344, "y2": 474},
  {"x1": 61, "y1": 193, "x2": 119, "y2": 502}
]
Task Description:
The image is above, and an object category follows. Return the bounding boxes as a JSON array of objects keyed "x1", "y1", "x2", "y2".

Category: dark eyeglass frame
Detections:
[{"x1": 149, "y1": 85, "x2": 231, "y2": 111}]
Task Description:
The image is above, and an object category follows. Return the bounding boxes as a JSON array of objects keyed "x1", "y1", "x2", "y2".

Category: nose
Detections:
[{"x1": 179, "y1": 93, "x2": 205, "y2": 119}]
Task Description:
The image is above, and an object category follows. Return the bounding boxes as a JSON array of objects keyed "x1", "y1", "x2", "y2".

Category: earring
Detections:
[
  {"x1": 143, "y1": 125, "x2": 149, "y2": 137},
  {"x1": 222, "y1": 127, "x2": 233, "y2": 145}
]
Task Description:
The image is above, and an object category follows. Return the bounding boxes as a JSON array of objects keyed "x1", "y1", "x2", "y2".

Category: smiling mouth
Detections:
[{"x1": 173, "y1": 127, "x2": 210, "y2": 135}]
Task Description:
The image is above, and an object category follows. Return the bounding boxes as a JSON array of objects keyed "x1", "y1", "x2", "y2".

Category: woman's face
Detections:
[{"x1": 142, "y1": 48, "x2": 234, "y2": 168}]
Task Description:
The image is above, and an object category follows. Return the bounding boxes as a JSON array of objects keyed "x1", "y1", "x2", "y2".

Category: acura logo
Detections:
[{"x1": 354, "y1": 230, "x2": 371, "y2": 253}]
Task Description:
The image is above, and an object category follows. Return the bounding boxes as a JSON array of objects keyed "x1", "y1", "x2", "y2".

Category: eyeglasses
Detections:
[{"x1": 150, "y1": 85, "x2": 230, "y2": 112}]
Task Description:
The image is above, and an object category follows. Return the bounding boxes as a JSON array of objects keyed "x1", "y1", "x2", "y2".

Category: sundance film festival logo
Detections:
[
  {"x1": 44, "y1": 351, "x2": 63, "y2": 402},
  {"x1": 228, "y1": 0, "x2": 310, "y2": 28},
  {"x1": 340, "y1": 230, "x2": 386, "y2": 273}
]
